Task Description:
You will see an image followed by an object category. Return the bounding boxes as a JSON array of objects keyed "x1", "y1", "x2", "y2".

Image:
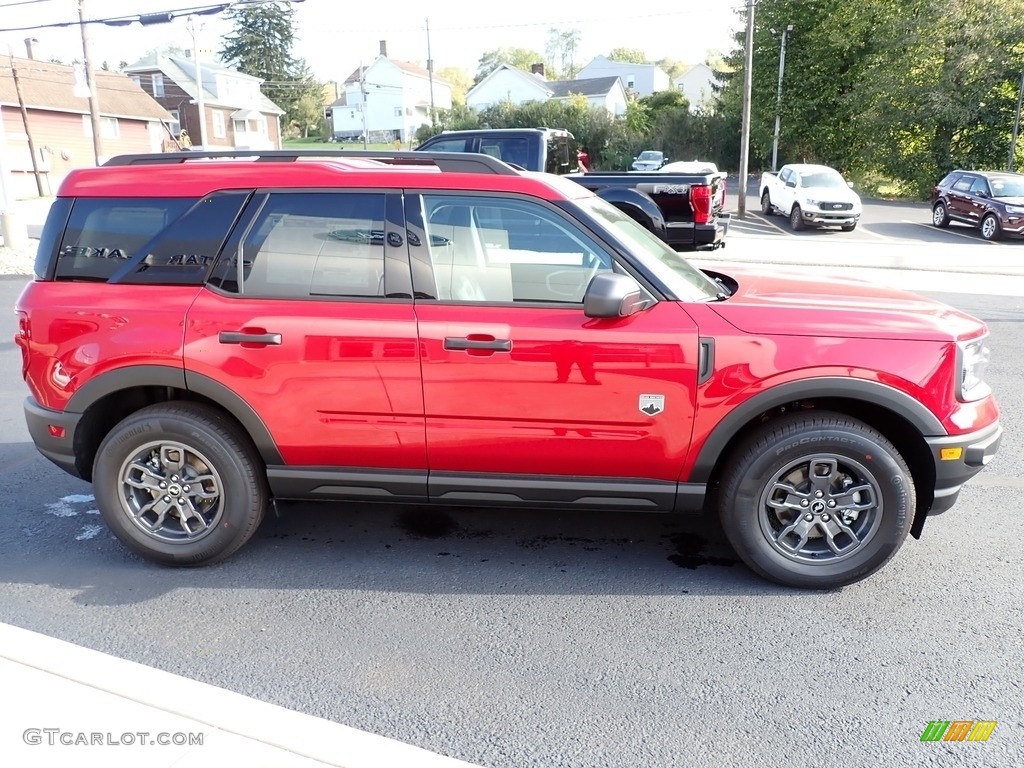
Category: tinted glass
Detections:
[
  {"x1": 55, "y1": 198, "x2": 195, "y2": 281},
  {"x1": 420, "y1": 138, "x2": 469, "y2": 152},
  {"x1": 969, "y1": 177, "x2": 991, "y2": 196},
  {"x1": 952, "y1": 177, "x2": 974, "y2": 192},
  {"x1": 240, "y1": 193, "x2": 387, "y2": 299},
  {"x1": 421, "y1": 194, "x2": 613, "y2": 303}
]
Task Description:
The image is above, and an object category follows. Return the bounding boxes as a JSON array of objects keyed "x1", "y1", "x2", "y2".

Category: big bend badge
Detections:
[{"x1": 639, "y1": 394, "x2": 665, "y2": 416}]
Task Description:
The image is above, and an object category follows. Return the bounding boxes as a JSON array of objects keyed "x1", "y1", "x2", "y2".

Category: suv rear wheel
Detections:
[
  {"x1": 93, "y1": 403, "x2": 267, "y2": 566},
  {"x1": 932, "y1": 202, "x2": 950, "y2": 228},
  {"x1": 718, "y1": 412, "x2": 914, "y2": 589}
]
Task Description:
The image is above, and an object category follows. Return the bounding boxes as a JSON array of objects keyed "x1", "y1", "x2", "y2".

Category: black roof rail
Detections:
[{"x1": 102, "y1": 149, "x2": 519, "y2": 176}]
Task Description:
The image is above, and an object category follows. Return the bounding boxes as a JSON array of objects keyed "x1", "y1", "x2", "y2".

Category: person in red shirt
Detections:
[{"x1": 577, "y1": 146, "x2": 590, "y2": 173}]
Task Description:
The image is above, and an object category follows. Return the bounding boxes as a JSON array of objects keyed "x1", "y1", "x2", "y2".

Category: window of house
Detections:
[
  {"x1": 233, "y1": 193, "x2": 388, "y2": 299},
  {"x1": 166, "y1": 109, "x2": 180, "y2": 136},
  {"x1": 152, "y1": 73, "x2": 164, "y2": 97},
  {"x1": 82, "y1": 116, "x2": 120, "y2": 139},
  {"x1": 626, "y1": 75, "x2": 635, "y2": 90},
  {"x1": 233, "y1": 119, "x2": 246, "y2": 135},
  {"x1": 394, "y1": 107, "x2": 402, "y2": 117},
  {"x1": 212, "y1": 110, "x2": 226, "y2": 138},
  {"x1": 420, "y1": 195, "x2": 613, "y2": 304}
]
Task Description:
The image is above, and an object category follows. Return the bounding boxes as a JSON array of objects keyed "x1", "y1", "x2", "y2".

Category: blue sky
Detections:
[{"x1": 0, "y1": 0, "x2": 742, "y2": 80}]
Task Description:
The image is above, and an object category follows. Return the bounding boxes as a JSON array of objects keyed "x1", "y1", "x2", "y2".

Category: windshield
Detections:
[
  {"x1": 799, "y1": 170, "x2": 847, "y2": 188},
  {"x1": 574, "y1": 196, "x2": 722, "y2": 302},
  {"x1": 638, "y1": 151, "x2": 664, "y2": 161},
  {"x1": 990, "y1": 177, "x2": 1024, "y2": 197}
]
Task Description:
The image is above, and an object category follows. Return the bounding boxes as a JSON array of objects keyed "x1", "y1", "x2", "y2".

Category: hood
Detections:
[
  {"x1": 709, "y1": 267, "x2": 985, "y2": 342},
  {"x1": 801, "y1": 185, "x2": 861, "y2": 204},
  {"x1": 994, "y1": 196, "x2": 1024, "y2": 206}
]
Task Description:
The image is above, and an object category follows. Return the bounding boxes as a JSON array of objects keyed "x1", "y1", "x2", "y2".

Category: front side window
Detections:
[
  {"x1": 420, "y1": 195, "x2": 614, "y2": 304},
  {"x1": 969, "y1": 177, "x2": 991, "y2": 196},
  {"x1": 236, "y1": 193, "x2": 387, "y2": 299}
]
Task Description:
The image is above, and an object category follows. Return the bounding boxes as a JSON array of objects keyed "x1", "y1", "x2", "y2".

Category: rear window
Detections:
[
  {"x1": 55, "y1": 198, "x2": 195, "y2": 281},
  {"x1": 54, "y1": 195, "x2": 248, "y2": 283}
]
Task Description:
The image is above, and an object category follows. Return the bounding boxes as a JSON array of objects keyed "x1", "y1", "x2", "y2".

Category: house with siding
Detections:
[
  {"x1": 0, "y1": 56, "x2": 171, "y2": 200},
  {"x1": 466, "y1": 64, "x2": 627, "y2": 116},
  {"x1": 124, "y1": 53, "x2": 284, "y2": 151},
  {"x1": 674, "y1": 64, "x2": 717, "y2": 112},
  {"x1": 327, "y1": 42, "x2": 453, "y2": 143},
  {"x1": 576, "y1": 56, "x2": 671, "y2": 98}
]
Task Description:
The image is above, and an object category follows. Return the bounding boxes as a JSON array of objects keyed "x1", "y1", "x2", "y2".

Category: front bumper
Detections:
[
  {"x1": 801, "y1": 207, "x2": 860, "y2": 227},
  {"x1": 926, "y1": 421, "x2": 1003, "y2": 516},
  {"x1": 24, "y1": 396, "x2": 84, "y2": 479}
]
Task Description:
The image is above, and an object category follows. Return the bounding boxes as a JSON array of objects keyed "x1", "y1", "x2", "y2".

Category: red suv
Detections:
[{"x1": 14, "y1": 150, "x2": 1002, "y2": 589}]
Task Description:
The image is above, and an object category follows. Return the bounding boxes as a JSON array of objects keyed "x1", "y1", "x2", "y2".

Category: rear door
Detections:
[
  {"x1": 184, "y1": 189, "x2": 426, "y2": 496},
  {"x1": 947, "y1": 174, "x2": 976, "y2": 222}
]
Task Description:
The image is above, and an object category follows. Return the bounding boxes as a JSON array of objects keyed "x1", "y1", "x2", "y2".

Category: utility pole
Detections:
[
  {"x1": 186, "y1": 15, "x2": 209, "y2": 148},
  {"x1": 737, "y1": 0, "x2": 755, "y2": 218},
  {"x1": 771, "y1": 25, "x2": 792, "y2": 173},
  {"x1": 426, "y1": 18, "x2": 435, "y2": 130},
  {"x1": 1010, "y1": 68, "x2": 1024, "y2": 172},
  {"x1": 8, "y1": 49, "x2": 45, "y2": 196},
  {"x1": 77, "y1": 0, "x2": 103, "y2": 164},
  {"x1": 360, "y1": 65, "x2": 368, "y2": 149}
]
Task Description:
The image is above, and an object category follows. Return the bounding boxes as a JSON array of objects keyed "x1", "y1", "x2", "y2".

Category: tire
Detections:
[
  {"x1": 932, "y1": 202, "x2": 950, "y2": 228},
  {"x1": 93, "y1": 402, "x2": 268, "y2": 566},
  {"x1": 789, "y1": 204, "x2": 805, "y2": 231},
  {"x1": 718, "y1": 412, "x2": 914, "y2": 589},
  {"x1": 841, "y1": 223, "x2": 857, "y2": 232},
  {"x1": 980, "y1": 213, "x2": 1001, "y2": 241},
  {"x1": 761, "y1": 191, "x2": 773, "y2": 216}
]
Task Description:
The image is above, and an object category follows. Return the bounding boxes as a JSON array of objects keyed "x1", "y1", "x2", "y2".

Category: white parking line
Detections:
[{"x1": 903, "y1": 220, "x2": 998, "y2": 245}]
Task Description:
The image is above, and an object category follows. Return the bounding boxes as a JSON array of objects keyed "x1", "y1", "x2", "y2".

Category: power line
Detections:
[
  {"x1": 0, "y1": 0, "x2": 58, "y2": 8},
  {"x1": 0, "y1": 0, "x2": 292, "y2": 33}
]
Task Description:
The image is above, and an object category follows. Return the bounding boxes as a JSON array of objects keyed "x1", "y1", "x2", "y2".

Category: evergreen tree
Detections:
[{"x1": 219, "y1": 0, "x2": 322, "y2": 136}]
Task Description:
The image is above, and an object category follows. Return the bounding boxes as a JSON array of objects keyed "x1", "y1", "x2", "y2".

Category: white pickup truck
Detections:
[{"x1": 760, "y1": 163, "x2": 862, "y2": 231}]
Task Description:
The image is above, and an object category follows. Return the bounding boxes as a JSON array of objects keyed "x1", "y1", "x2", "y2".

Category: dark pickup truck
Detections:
[{"x1": 416, "y1": 128, "x2": 729, "y2": 251}]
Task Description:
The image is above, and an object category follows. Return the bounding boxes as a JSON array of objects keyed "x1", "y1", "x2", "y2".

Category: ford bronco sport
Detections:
[{"x1": 14, "y1": 149, "x2": 1002, "y2": 588}]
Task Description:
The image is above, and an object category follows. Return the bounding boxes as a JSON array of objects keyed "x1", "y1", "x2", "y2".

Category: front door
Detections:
[{"x1": 407, "y1": 193, "x2": 700, "y2": 507}]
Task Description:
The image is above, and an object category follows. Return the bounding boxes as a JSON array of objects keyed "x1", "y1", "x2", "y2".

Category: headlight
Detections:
[
  {"x1": 804, "y1": 198, "x2": 820, "y2": 206},
  {"x1": 957, "y1": 335, "x2": 991, "y2": 401},
  {"x1": 1006, "y1": 205, "x2": 1024, "y2": 214}
]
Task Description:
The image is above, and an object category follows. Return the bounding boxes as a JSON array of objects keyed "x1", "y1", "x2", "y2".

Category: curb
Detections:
[{"x1": 0, "y1": 622, "x2": 481, "y2": 768}]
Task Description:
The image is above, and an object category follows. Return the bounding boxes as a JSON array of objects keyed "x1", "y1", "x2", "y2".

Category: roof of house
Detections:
[
  {"x1": 0, "y1": 57, "x2": 171, "y2": 120},
  {"x1": 548, "y1": 76, "x2": 622, "y2": 98},
  {"x1": 124, "y1": 54, "x2": 284, "y2": 115},
  {"x1": 342, "y1": 58, "x2": 452, "y2": 87},
  {"x1": 580, "y1": 55, "x2": 666, "y2": 74}
]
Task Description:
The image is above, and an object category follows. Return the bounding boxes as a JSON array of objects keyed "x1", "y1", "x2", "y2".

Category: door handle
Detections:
[
  {"x1": 219, "y1": 331, "x2": 282, "y2": 345},
  {"x1": 444, "y1": 336, "x2": 512, "y2": 352}
]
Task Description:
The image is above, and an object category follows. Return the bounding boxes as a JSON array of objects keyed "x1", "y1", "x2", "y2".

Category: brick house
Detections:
[
  {"x1": 124, "y1": 53, "x2": 284, "y2": 151},
  {"x1": 0, "y1": 56, "x2": 171, "y2": 200}
]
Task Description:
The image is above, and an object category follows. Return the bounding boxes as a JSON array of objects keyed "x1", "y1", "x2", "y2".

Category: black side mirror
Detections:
[{"x1": 583, "y1": 273, "x2": 649, "y2": 318}]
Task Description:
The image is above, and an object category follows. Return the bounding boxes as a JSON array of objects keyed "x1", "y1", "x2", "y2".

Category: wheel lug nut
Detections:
[
  {"x1": 827, "y1": 500, "x2": 836, "y2": 507},
  {"x1": 163, "y1": 496, "x2": 171, "y2": 502},
  {"x1": 822, "y1": 514, "x2": 831, "y2": 522},
  {"x1": 183, "y1": 485, "x2": 191, "y2": 492},
  {"x1": 815, "y1": 490, "x2": 824, "y2": 498},
  {"x1": 804, "y1": 513, "x2": 814, "y2": 521},
  {"x1": 801, "y1": 499, "x2": 809, "y2": 507},
  {"x1": 159, "y1": 482, "x2": 167, "y2": 489},
  {"x1": 171, "y1": 475, "x2": 179, "y2": 482}
]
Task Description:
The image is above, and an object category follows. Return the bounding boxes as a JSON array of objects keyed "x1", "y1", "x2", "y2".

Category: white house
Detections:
[
  {"x1": 674, "y1": 63, "x2": 717, "y2": 112},
  {"x1": 328, "y1": 42, "x2": 452, "y2": 143},
  {"x1": 576, "y1": 55, "x2": 671, "y2": 97},
  {"x1": 466, "y1": 64, "x2": 627, "y2": 116}
]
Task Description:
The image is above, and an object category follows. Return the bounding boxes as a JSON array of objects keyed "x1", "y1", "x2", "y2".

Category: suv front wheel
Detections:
[
  {"x1": 718, "y1": 412, "x2": 914, "y2": 589},
  {"x1": 93, "y1": 403, "x2": 268, "y2": 566}
]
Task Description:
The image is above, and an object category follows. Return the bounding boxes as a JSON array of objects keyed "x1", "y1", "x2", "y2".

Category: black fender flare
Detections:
[
  {"x1": 688, "y1": 377, "x2": 946, "y2": 484},
  {"x1": 594, "y1": 187, "x2": 667, "y2": 240},
  {"x1": 65, "y1": 365, "x2": 284, "y2": 465}
]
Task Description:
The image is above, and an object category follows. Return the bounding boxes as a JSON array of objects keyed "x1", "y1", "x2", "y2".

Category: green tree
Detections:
[
  {"x1": 474, "y1": 48, "x2": 545, "y2": 84},
  {"x1": 219, "y1": 0, "x2": 323, "y2": 136},
  {"x1": 545, "y1": 28, "x2": 582, "y2": 79},
  {"x1": 437, "y1": 66, "x2": 473, "y2": 105},
  {"x1": 608, "y1": 48, "x2": 648, "y2": 64}
]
